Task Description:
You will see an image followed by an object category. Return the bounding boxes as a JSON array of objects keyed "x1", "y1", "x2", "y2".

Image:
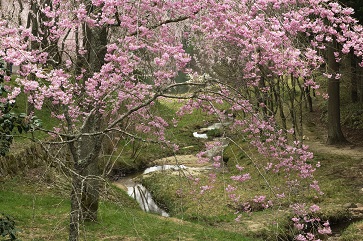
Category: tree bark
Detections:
[
  {"x1": 69, "y1": 170, "x2": 82, "y2": 241},
  {"x1": 76, "y1": 20, "x2": 107, "y2": 222},
  {"x1": 68, "y1": 115, "x2": 104, "y2": 241},
  {"x1": 305, "y1": 86, "x2": 313, "y2": 112},
  {"x1": 350, "y1": 52, "x2": 358, "y2": 103},
  {"x1": 326, "y1": 38, "x2": 347, "y2": 145},
  {"x1": 358, "y1": 65, "x2": 363, "y2": 103},
  {"x1": 78, "y1": 116, "x2": 102, "y2": 222},
  {"x1": 68, "y1": 2, "x2": 108, "y2": 239}
]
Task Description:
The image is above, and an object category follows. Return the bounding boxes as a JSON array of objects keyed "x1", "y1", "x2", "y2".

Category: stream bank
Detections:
[
  {"x1": 112, "y1": 121, "x2": 228, "y2": 217},
  {"x1": 114, "y1": 162, "x2": 213, "y2": 217}
]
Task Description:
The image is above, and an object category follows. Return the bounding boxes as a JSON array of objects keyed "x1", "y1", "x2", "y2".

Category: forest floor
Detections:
[
  {"x1": 304, "y1": 110, "x2": 363, "y2": 160},
  {"x1": 304, "y1": 110, "x2": 363, "y2": 195}
]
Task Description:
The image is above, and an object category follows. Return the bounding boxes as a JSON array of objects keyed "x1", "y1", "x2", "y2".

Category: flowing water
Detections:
[
  {"x1": 127, "y1": 183, "x2": 169, "y2": 217},
  {"x1": 143, "y1": 164, "x2": 187, "y2": 174},
  {"x1": 115, "y1": 122, "x2": 229, "y2": 216},
  {"x1": 192, "y1": 132, "x2": 208, "y2": 139},
  {"x1": 116, "y1": 164, "x2": 212, "y2": 217}
]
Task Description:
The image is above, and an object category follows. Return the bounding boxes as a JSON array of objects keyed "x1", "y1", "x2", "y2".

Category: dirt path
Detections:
[
  {"x1": 302, "y1": 116, "x2": 363, "y2": 160},
  {"x1": 302, "y1": 109, "x2": 363, "y2": 160},
  {"x1": 305, "y1": 136, "x2": 363, "y2": 160}
]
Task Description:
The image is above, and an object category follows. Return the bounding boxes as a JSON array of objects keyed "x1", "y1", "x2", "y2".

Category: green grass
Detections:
[
  {"x1": 140, "y1": 168, "x2": 292, "y2": 239},
  {"x1": 340, "y1": 220, "x2": 363, "y2": 241},
  {"x1": 0, "y1": 176, "x2": 254, "y2": 241}
]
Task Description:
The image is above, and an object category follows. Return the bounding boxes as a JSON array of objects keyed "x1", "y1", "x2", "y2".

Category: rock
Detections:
[
  {"x1": 204, "y1": 138, "x2": 229, "y2": 158},
  {"x1": 349, "y1": 207, "x2": 363, "y2": 212},
  {"x1": 302, "y1": 135, "x2": 310, "y2": 140},
  {"x1": 347, "y1": 204, "x2": 363, "y2": 218},
  {"x1": 343, "y1": 203, "x2": 357, "y2": 208}
]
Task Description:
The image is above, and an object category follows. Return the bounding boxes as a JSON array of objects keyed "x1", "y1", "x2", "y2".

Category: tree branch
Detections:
[{"x1": 128, "y1": 9, "x2": 200, "y2": 36}]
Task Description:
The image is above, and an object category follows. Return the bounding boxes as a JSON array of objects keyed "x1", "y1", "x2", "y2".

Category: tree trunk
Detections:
[
  {"x1": 67, "y1": 2, "x2": 108, "y2": 239},
  {"x1": 69, "y1": 171, "x2": 83, "y2": 241},
  {"x1": 68, "y1": 115, "x2": 104, "y2": 241},
  {"x1": 26, "y1": 0, "x2": 39, "y2": 115},
  {"x1": 255, "y1": 76, "x2": 268, "y2": 118},
  {"x1": 350, "y1": 52, "x2": 358, "y2": 103},
  {"x1": 79, "y1": 157, "x2": 101, "y2": 222},
  {"x1": 74, "y1": 115, "x2": 104, "y2": 224},
  {"x1": 76, "y1": 20, "x2": 107, "y2": 222},
  {"x1": 277, "y1": 77, "x2": 287, "y2": 136},
  {"x1": 326, "y1": 38, "x2": 347, "y2": 145},
  {"x1": 359, "y1": 65, "x2": 363, "y2": 103},
  {"x1": 305, "y1": 86, "x2": 313, "y2": 112}
]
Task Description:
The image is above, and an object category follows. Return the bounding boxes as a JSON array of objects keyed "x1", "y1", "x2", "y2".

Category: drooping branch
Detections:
[{"x1": 128, "y1": 9, "x2": 200, "y2": 36}]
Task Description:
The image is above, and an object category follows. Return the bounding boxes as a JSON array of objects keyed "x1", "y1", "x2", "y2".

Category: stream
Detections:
[
  {"x1": 116, "y1": 165, "x2": 190, "y2": 217},
  {"x1": 115, "y1": 173, "x2": 169, "y2": 216},
  {"x1": 127, "y1": 183, "x2": 169, "y2": 217},
  {"x1": 115, "y1": 164, "x2": 213, "y2": 217},
  {"x1": 114, "y1": 122, "x2": 228, "y2": 217}
]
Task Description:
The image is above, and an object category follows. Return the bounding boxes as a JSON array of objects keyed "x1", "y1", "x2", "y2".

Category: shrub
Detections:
[{"x1": 0, "y1": 213, "x2": 19, "y2": 241}]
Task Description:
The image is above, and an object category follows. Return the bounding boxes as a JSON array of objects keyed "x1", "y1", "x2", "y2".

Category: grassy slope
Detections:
[{"x1": 0, "y1": 176, "x2": 253, "y2": 241}]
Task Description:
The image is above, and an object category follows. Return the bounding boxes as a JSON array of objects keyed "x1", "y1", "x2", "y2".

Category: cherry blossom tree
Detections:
[{"x1": 1, "y1": 0, "x2": 363, "y2": 240}]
